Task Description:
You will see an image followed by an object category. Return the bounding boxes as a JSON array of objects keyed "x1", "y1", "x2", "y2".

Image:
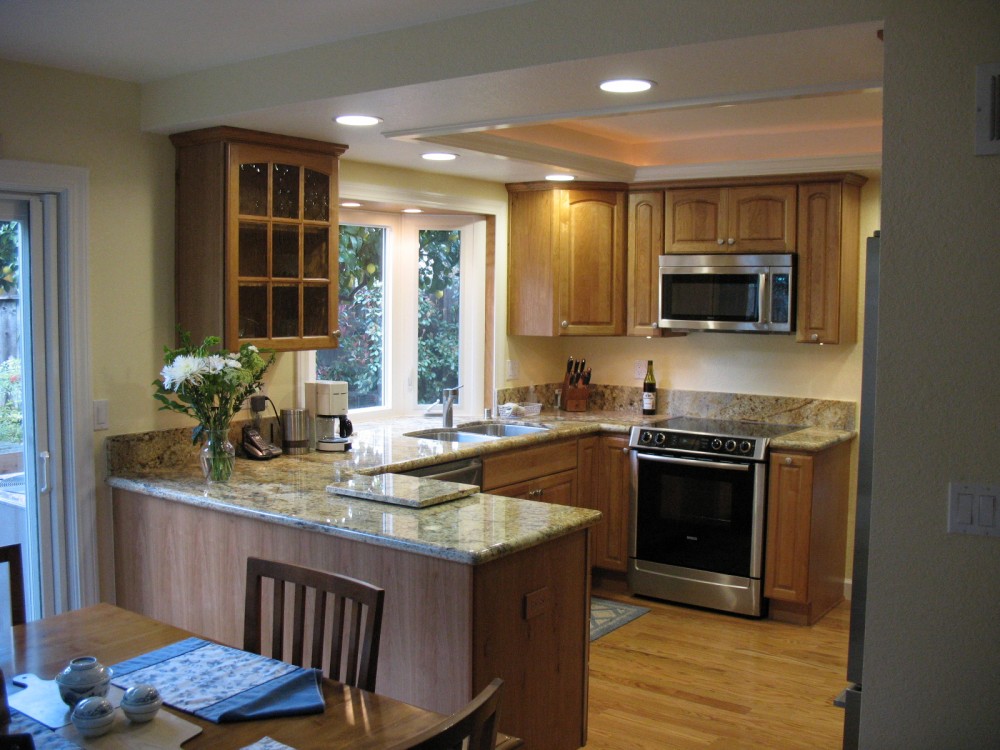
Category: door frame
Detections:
[{"x1": 0, "y1": 159, "x2": 97, "y2": 613}]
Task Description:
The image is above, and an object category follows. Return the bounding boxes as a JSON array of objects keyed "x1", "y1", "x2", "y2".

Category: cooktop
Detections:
[{"x1": 653, "y1": 416, "x2": 802, "y2": 440}]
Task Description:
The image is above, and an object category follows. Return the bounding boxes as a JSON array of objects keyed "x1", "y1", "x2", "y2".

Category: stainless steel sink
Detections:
[
  {"x1": 403, "y1": 421, "x2": 550, "y2": 443},
  {"x1": 457, "y1": 422, "x2": 550, "y2": 437},
  {"x1": 403, "y1": 428, "x2": 498, "y2": 443}
]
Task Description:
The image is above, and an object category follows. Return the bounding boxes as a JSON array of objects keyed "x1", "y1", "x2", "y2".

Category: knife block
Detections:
[{"x1": 561, "y1": 375, "x2": 590, "y2": 412}]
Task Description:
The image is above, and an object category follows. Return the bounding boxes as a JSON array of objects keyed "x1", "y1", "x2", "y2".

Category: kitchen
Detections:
[{"x1": 0, "y1": 2, "x2": 998, "y2": 749}]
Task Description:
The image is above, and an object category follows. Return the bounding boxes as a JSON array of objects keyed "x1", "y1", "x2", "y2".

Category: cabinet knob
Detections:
[
  {"x1": 332, "y1": 328, "x2": 342, "y2": 337},
  {"x1": 784, "y1": 457, "x2": 794, "y2": 465},
  {"x1": 810, "y1": 333, "x2": 819, "y2": 341},
  {"x1": 560, "y1": 320, "x2": 569, "y2": 329},
  {"x1": 717, "y1": 238, "x2": 725, "y2": 245},
  {"x1": 727, "y1": 237, "x2": 736, "y2": 245},
  {"x1": 651, "y1": 321, "x2": 658, "y2": 329}
]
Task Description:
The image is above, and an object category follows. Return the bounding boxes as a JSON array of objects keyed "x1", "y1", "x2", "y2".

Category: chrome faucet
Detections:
[{"x1": 442, "y1": 385, "x2": 462, "y2": 428}]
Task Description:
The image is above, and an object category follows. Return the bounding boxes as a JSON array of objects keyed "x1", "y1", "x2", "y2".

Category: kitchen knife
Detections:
[
  {"x1": 566, "y1": 356, "x2": 574, "y2": 375},
  {"x1": 583, "y1": 368, "x2": 591, "y2": 385}
]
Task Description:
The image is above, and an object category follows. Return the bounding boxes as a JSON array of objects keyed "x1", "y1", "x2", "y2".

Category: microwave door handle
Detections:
[
  {"x1": 759, "y1": 272, "x2": 770, "y2": 328},
  {"x1": 635, "y1": 452, "x2": 751, "y2": 472}
]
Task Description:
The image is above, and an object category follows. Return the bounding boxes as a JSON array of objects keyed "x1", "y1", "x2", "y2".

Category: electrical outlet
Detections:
[
  {"x1": 506, "y1": 359, "x2": 519, "y2": 379},
  {"x1": 633, "y1": 360, "x2": 646, "y2": 379}
]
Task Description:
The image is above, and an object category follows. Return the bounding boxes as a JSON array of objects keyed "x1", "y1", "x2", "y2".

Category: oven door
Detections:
[{"x1": 628, "y1": 450, "x2": 768, "y2": 615}]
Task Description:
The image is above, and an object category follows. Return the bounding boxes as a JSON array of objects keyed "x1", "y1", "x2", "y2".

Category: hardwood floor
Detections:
[{"x1": 587, "y1": 585, "x2": 849, "y2": 749}]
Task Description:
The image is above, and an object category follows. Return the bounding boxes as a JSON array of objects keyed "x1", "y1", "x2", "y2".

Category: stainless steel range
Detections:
[{"x1": 627, "y1": 416, "x2": 800, "y2": 617}]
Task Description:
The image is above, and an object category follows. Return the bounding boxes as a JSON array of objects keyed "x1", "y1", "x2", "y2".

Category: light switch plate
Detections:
[
  {"x1": 948, "y1": 481, "x2": 999, "y2": 537},
  {"x1": 505, "y1": 359, "x2": 519, "y2": 379},
  {"x1": 634, "y1": 360, "x2": 646, "y2": 379},
  {"x1": 93, "y1": 399, "x2": 109, "y2": 431}
]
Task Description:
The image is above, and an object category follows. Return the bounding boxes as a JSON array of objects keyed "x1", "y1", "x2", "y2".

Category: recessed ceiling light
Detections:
[
  {"x1": 599, "y1": 78, "x2": 655, "y2": 93},
  {"x1": 402, "y1": 208, "x2": 423, "y2": 214},
  {"x1": 340, "y1": 201, "x2": 362, "y2": 208},
  {"x1": 334, "y1": 114, "x2": 383, "y2": 126},
  {"x1": 422, "y1": 152, "x2": 458, "y2": 161},
  {"x1": 545, "y1": 174, "x2": 575, "y2": 182}
]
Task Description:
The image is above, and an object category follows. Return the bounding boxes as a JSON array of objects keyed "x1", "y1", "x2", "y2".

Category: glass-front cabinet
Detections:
[{"x1": 171, "y1": 127, "x2": 347, "y2": 352}]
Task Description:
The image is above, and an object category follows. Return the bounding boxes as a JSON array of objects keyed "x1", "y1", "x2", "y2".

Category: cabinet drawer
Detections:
[{"x1": 482, "y1": 439, "x2": 577, "y2": 490}]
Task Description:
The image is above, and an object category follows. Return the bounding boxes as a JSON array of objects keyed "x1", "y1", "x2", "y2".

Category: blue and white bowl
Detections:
[
  {"x1": 55, "y1": 656, "x2": 113, "y2": 707},
  {"x1": 121, "y1": 683, "x2": 163, "y2": 723},
  {"x1": 71, "y1": 695, "x2": 115, "y2": 738}
]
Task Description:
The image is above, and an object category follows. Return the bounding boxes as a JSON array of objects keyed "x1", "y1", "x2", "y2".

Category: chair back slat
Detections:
[
  {"x1": 1, "y1": 544, "x2": 27, "y2": 626},
  {"x1": 243, "y1": 557, "x2": 384, "y2": 692}
]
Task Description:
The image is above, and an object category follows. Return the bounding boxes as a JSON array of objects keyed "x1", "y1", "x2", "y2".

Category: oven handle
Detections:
[{"x1": 633, "y1": 451, "x2": 751, "y2": 472}]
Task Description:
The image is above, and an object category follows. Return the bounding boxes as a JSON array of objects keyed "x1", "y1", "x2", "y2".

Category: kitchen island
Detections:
[{"x1": 108, "y1": 423, "x2": 602, "y2": 750}]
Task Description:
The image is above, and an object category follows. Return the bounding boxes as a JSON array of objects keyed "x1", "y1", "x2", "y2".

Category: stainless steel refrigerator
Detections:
[{"x1": 841, "y1": 231, "x2": 880, "y2": 749}]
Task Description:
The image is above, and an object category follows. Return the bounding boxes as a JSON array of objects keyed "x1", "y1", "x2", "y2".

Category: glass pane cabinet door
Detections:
[{"x1": 229, "y1": 141, "x2": 339, "y2": 349}]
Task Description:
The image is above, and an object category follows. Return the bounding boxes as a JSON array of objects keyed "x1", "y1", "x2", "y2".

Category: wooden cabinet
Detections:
[
  {"x1": 764, "y1": 440, "x2": 852, "y2": 625},
  {"x1": 507, "y1": 183, "x2": 626, "y2": 336},
  {"x1": 626, "y1": 191, "x2": 664, "y2": 336},
  {"x1": 665, "y1": 185, "x2": 797, "y2": 254},
  {"x1": 796, "y1": 178, "x2": 863, "y2": 344},
  {"x1": 482, "y1": 438, "x2": 578, "y2": 496},
  {"x1": 170, "y1": 127, "x2": 347, "y2": 352},
  {"x1": 577, "y1": 435, "x2": 631, "y2": 572}
]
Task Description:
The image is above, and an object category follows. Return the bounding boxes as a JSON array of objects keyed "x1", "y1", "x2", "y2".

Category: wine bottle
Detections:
[{"x1": 642, "y1": 360, "x2": 657, "y2": 415}]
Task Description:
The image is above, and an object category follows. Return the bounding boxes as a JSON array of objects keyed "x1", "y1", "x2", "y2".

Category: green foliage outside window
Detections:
[
  {"x1": 0, "y1": 222, "x2": 19, "y2": 294},
  {"x1": 0, "y1": 357, "x2": 23, "y2": 445},
  {"x1": 417, "y1": 229, "x2": 460, "y2": 404}
]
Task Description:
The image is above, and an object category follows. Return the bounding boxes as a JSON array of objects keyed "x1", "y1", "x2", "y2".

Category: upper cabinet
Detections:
[
  {"x1": 170, "y1": 127, "x2": 348, "y2": 352},
  {"x1": 665, "y1": 185, "x2": 797, "y2": 254},
  {"x1": 507, "y1": 183, "x2": 626, "y2": 336},
  {"x1": 626, "y1": 191, "x2": 664, "y2": 337},
  {"x1": 796, "y1": 178, "x2": 863, "y2": 344}
]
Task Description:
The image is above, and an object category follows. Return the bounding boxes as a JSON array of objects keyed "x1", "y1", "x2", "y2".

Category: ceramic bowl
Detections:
[
  {"x1": 55, "y1": 656, "x2": 113, "y2": 707},
  {"x1": 120, "y1": 683, "x2": 163, "y2": 723},
  {"x1": 71, "y1": 696, "x2": 115, "y2": 738}
]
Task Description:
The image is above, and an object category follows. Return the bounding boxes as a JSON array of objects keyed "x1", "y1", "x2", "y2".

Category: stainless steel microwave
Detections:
[{"x1": 658, "y1": 253, "x2": 795, "y2": 333}]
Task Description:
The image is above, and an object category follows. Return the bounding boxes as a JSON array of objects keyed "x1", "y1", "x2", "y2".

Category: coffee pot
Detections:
[{"x1": 305, "y1": 380, "x2": 352, "y2": 452}]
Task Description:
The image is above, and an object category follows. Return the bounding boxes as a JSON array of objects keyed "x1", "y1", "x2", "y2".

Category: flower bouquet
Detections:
[{"x1": 152, "y1": 331, "x2": 274, "y2": 482}]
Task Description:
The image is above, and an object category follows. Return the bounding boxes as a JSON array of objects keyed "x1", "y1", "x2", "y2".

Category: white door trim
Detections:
[{"x1": 0, "y1": 159, "x2": 97, "y2": 612}]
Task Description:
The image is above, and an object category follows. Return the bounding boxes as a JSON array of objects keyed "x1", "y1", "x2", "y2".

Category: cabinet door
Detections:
[
  {"x1": 558, "y1": 190, "x2": 626, "y2": 335},
  {"x1": 227, "y1": 143, "x2": 341, "y2": 352},
  {"x1": 593, "y1": 436, "x2": 630, "y2": 572},
  {"x1": 665, "y1": 188, "x2": 727, "y2": 253},
  {"x1": 796, "y1": 181, "x2": 861, "y2": 344},
  {"x1": 507, "y1": 189, "x2": 558, "y2": 336},
  {"x1": 726, "y1": 185, "x2": 797, "y2": 252},
  {"x1": 764, "y1": 452, "x2": 814, "y2": 603},
  {"x1": 627, "y1": 191, "x2": 664, "y2": 336},
  {"x1": 490, "y1": 469, "x2": 578, "y2": 505}
]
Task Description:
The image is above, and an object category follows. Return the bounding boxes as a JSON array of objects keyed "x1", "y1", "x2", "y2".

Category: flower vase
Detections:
[{"x1": 200, "y1": 428, "x2": 235, "y2": 483}]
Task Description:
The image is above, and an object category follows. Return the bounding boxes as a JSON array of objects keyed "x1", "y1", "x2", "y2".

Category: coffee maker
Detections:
[{"x1": 304, "y1": 380, "x2": 353, "y2": 452}]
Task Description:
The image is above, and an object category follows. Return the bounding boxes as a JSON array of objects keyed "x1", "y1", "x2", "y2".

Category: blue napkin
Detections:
[{"x1": 201, "y1": 667, "x2": 324, "y2": 723}]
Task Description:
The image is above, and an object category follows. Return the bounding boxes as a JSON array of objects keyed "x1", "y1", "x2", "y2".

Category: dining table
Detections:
[{"x1": 1, "y1": 603, "x2": 522, "y2": 749}]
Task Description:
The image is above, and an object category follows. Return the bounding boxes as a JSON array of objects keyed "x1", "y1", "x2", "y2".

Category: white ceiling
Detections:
[{"x1": 0, "y1": 1, "x2": 884, "y2": 186}]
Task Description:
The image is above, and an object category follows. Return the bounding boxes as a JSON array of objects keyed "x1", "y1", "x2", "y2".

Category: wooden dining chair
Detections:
[
  {"x1": 386, "y1": 678, "x2": 504, "y2": 750},
  {"x1": 243, "y1": 557, "x2": 385, "y2": 691},
  {"x1": 0, "y1": 543, "x2": 27, "y2": 626}
]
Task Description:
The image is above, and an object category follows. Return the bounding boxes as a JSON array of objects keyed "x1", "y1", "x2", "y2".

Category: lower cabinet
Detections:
[
  {"x1": 578, "y1": 435, "x2": 631, "y2": 572},
  {"x1": 481, "y1": 439, "x2": 578, "y2": 497},
  {"x1": 764, "y1": 440, "x2": 852, "y2": 624},
  {"x1": 488, "y1": 468, "x2": 578, "y2": 505}
]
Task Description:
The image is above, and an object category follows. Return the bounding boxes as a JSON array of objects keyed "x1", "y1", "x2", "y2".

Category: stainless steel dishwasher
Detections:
[{"x1": 400, "y1": 456, "x2": 482, "y2": 486}]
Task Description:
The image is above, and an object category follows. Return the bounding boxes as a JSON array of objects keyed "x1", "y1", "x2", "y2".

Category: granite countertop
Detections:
[{"x1": 106, "y1": 407, "x2": 854, "y2": 565}]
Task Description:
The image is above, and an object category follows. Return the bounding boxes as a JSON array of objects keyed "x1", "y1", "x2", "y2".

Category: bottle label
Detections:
[{"x1": 642, "y1": 391, "x2": 656, "y2": 410}]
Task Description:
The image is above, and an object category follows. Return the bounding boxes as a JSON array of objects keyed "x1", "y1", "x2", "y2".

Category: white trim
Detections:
[
  {"x1": 632, "y1": 153, "x2": 883, "y2": 182},
  {"x1": 0, "y1": 159, "x2": 96, "y2": 611}
]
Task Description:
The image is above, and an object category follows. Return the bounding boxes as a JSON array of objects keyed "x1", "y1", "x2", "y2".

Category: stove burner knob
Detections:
[
  {"x1": 639, "y1": 431, "x2": 653, "y2": 444},
  {"x1": 739, "y1": 440, "x2": 753, "y2": 454},
  {"x1": 711, "y1": 438, "x2": 723, "y2": 450},
  {"x1": 724, "y1": 439, "x2": 737, "y2": 453},
  {"x1": 654, "y1": 432, "x2": 666, "y2": 445}
]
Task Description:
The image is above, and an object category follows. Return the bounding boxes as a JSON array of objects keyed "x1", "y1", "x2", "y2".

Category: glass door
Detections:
[{"x1": 0, "y1": 195, "x2": 52, "y2": 626}]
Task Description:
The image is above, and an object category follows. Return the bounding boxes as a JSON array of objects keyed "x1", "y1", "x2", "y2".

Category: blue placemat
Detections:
[
  {"x1": 111, "y1": 638, "x2": 323, "y2": 723},
  {"x1": 6, "y1": 708, "x2": 83, "y2": 749}
]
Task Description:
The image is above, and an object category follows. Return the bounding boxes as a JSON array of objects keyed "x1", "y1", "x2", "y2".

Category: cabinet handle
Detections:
[
  {"x1": 717, "y1": 238, "x2": 725, "y2": 245},
  {"x1": 727, "y1": 237, "x2": 735, "y2": 245},
  {"x1": 560, "y1": 320, "x2": 569, "y2": 329}
]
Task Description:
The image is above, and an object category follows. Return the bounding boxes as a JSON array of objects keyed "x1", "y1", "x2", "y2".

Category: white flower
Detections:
[
  {"x1": 247, "y1": 345, "x2": 258, "y2": 353},
  {"x1": 161, "y1": 354, "x2": 207, "y2": 390},
  {"x1": 205, "y1": 354, "x2": 229, "y2": 373}
]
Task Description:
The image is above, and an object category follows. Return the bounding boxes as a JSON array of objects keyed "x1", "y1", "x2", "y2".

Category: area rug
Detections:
[{"x1": 590, "y1": 597, "x2": 650, "y2": 641}]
